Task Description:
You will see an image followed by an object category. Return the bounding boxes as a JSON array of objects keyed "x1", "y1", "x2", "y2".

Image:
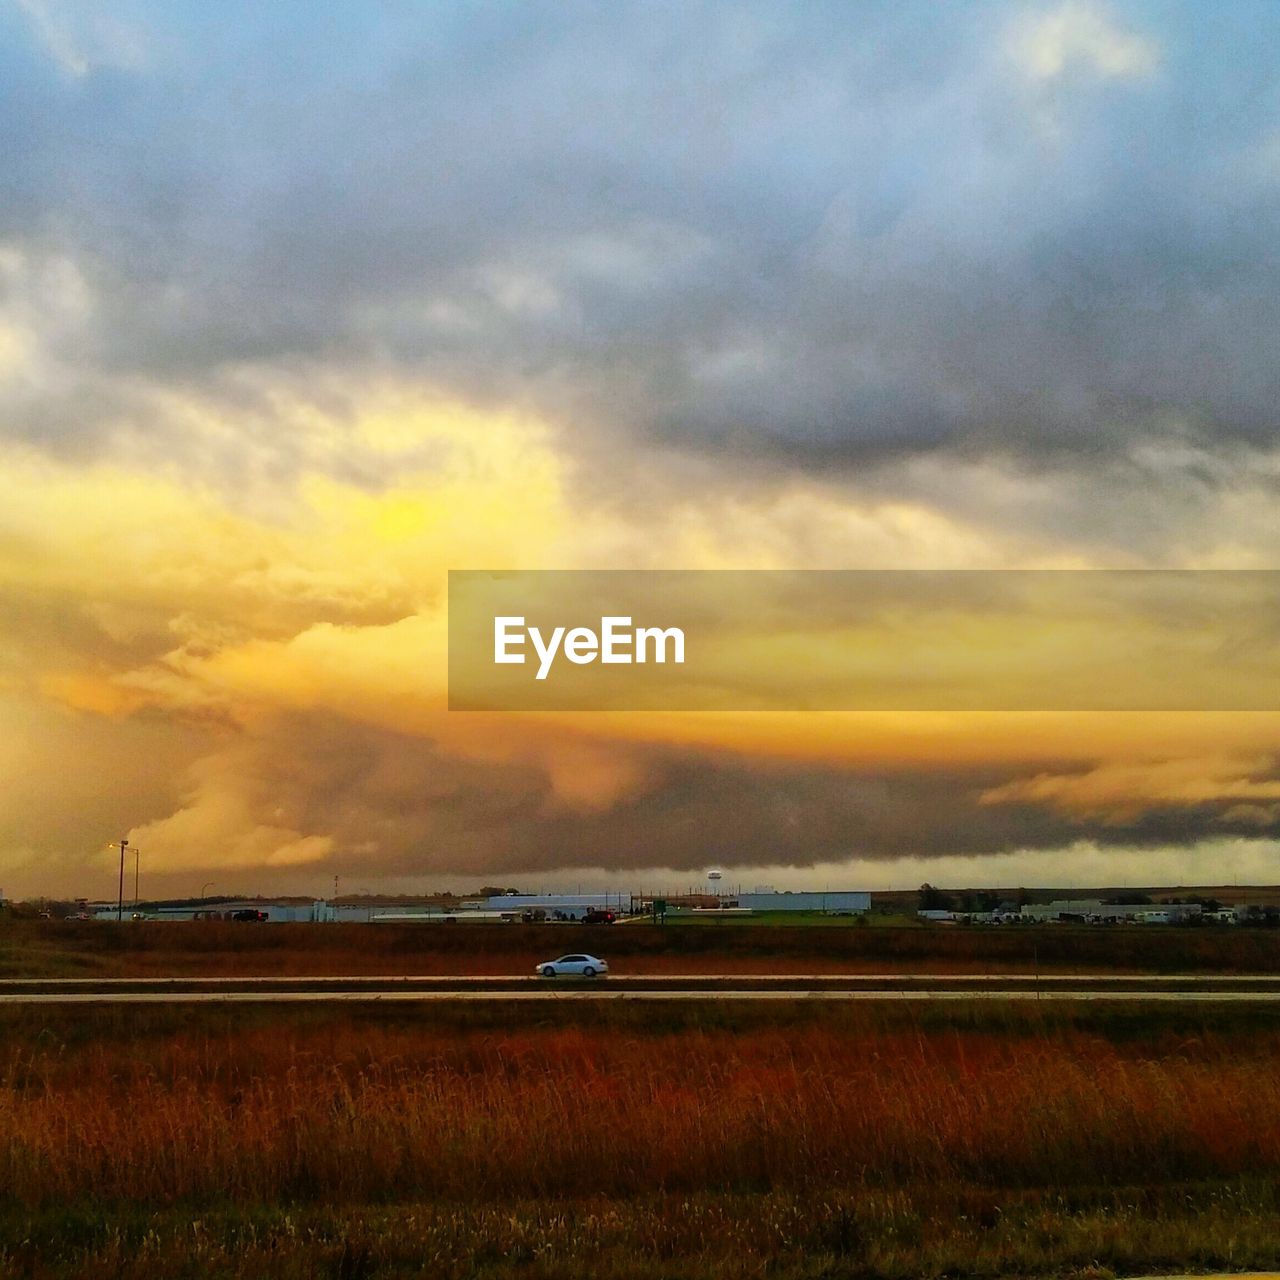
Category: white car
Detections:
[{"x1": 535, "y1": 953, "x2": 609, "y2": 979}]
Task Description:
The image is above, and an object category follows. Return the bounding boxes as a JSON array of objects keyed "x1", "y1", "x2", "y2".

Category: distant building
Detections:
[
  {"x1": 483, "y1": 893, "x2": 632, "y2": 920},
  {"x1": 732, "y1": 891, "x2": 870, "y2": 914},
  {"x1": 98, "y1": 899, "x2": 330, "y2": 923},
  {"x1": 1018, "y1": 899, "x2": 1104, "y2": 921},
  {"x1": 1019, "y1": 899, "x2": 1203, "y2": 923},
  {"x1": 333, "y1": 900, "x2": 479, "y2": 923}
]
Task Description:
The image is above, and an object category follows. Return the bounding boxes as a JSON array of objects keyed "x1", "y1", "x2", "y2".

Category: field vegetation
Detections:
[
  {"x1": 3, "y1": 917, "x2": 1280, "y2": 979},
  {"x1": 0, "y1": 1001, "x2": 1278, "y2": 1277}
]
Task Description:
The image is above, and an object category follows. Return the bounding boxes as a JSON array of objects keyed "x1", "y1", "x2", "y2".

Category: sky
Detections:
[{"x1": 3, "y1": 0, "x2": 1280, "y2": 900}]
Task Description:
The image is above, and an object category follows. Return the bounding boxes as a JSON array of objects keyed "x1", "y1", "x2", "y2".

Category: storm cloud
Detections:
[
  {"x1": 3, "y1": 1, "x2": 1280, "y2": 481},
  {"x1": 5, "y1": 2, "x2": 1280, "y2": 896},
  {"x1": 116, "y1": 708, "x2": 1280, "y2": 892}
]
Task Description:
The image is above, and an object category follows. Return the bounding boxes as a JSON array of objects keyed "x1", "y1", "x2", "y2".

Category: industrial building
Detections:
[
  {"x1": 1018, "y1": 899, "x2": 1203, "y2": 923},
  {"x1": 93, "y1": 899, "x2": 329, "y2": 923},
  {"x1": 730, "y1": 891, "x2": 870, "y2": 914},
  {"x1": 482, "y1": 893, "x2": 633, "y2": 920},
  {"x1": 91, "y1": 892, "x2": 636, "y2": 924},
  {"x1": 86, "y1": 888, "x2": 877, "y2": 923}
]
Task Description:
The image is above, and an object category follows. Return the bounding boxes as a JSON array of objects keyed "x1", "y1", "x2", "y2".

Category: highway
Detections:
[
  {"x1": 4, "y1": 989, "x2": 1280, "y2": 1004},
  {"x1": 4, "y1": 974, "x2": 1280, "y2": 1003},
  {"x1": 6, "y1": 972, "x2": 1280, "y2": 985}
]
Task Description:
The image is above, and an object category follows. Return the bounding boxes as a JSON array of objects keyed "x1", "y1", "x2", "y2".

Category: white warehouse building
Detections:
[
  {"x1": 1020, "y1": 899, "x2": 1203, "y2": 923},
  {"x1": 732, "y1": 891, "x2": 870, "y2": 913},
  {"x1": 483, "y1": 893, "x2": 633, "y2": 919}
]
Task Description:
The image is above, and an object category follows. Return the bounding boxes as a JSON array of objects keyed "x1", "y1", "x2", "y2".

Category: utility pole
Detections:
[
  {"x1": 133, "y1": 846, "x2": 140, "y2": 907},
  {"x1": 116, "y1": 838, "x2": 129, "y2": 922}
]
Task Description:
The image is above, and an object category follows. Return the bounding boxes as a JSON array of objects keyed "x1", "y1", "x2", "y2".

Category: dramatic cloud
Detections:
[
  {"x1": 2, "y1": 1, "x2": 1278, "y2": 479},
  {"x1": 3, "y1": 1, "x2": 1279, "y2": 896},
  {"x1": 113, "y1": 707, "x2": 1280, "y2": 894}
]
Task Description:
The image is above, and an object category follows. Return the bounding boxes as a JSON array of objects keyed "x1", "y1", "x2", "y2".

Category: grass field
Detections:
[
  {"x1": 663, "y1": 909, "x2": 917, "y2": 926},
  {"x1": 5, "y1": 920, "x2": 1279, "y2": 1276},
  {"x1": 4, "y1": 918, "x2": 1280, "y2": 979},
  {"x1": 1, "y1": 999, "x2": 1279, "y2": 1277}
]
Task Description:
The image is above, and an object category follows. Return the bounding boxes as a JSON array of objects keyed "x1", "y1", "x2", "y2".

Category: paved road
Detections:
[
  {"x1": 5, "y1": 972, "x2": 1280, "y2": 985},
  {"x1": 6, "y1": 990, "x2": 1280, "y2": 1003},
  {"x1": 5, "y1": 974, "x2": 1280, "y2": 1003}
]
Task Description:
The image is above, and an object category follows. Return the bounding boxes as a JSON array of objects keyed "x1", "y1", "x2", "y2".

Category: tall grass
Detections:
[
  {"x1": 6, "y1": 917, "x2": 1280, "y2": 979},
  {"x1": 1, "y1": 1008, "x2": 1277, "y2": 1209}
]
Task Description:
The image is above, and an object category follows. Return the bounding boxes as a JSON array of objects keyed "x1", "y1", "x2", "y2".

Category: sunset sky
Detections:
[{"x1": 5, "y1": 0, "x2": 1280, "y2": 900}]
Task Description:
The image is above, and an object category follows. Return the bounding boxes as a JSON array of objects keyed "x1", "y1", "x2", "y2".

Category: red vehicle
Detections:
[{"x1": 581, "y1": 910, "x2": 616, "y2": 924}]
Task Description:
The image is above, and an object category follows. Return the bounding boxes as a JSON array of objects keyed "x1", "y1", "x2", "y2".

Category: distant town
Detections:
[{"x1": 8, "y1": 882, "x2": 1280, "y2": 927}]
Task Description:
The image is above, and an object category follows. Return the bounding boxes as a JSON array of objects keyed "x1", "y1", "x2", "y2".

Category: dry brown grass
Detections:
[
  {"x1": 1, "y1": 1005, "x2": 1278, "y2": 1208},
  {"x1": 1, "y1": 1003, "x2": 1279, "y2": 1277}
]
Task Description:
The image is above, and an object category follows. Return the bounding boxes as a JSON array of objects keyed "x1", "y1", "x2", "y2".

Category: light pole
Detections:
[
  {"x1": 115, "y1": 838, "x2": 129, "y2": 922},
  {"x1": 133, "y1": 847, "x2": 140, "y2": 908}
]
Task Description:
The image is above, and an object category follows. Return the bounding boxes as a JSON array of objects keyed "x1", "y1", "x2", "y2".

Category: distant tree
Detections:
[
  {"x1": 918, "y1": 884, "x2": 955, "y2": 912},
  {"x1": 964, "y1": 891, "x2": 999, "y2": 913}
]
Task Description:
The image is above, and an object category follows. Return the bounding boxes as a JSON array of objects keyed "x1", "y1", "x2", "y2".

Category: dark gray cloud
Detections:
[
  {"x1": 4, "y1": 0, "x2": 1280, "y2": 480},
  {"x1": 133, "y1": 709, "x2": 1280, "y2": 882}
]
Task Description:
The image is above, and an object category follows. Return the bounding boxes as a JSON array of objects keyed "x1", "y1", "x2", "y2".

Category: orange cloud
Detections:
[{"x1": 981, "y1": 755, "x2": 1280, "y2": 823}]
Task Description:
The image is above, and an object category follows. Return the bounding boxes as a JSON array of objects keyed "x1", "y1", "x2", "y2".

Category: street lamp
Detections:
[{"x1": 114, "y1": 838, "x2": 131, "y2": 922}]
